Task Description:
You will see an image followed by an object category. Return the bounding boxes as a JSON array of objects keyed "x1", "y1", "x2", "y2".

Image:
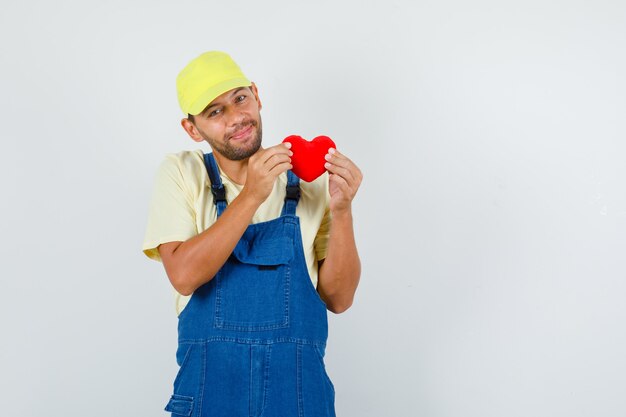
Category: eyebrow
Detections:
[{"x1": 202, "y1": 88, "x2": 248, "y2": 115}]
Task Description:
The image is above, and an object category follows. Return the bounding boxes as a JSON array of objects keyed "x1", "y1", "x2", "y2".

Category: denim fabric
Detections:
[{"x1": 164, "y1": 153, "x2": 335, "y2": 417}]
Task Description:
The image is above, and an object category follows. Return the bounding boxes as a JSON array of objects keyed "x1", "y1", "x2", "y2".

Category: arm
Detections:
[
  {"x1": 158, "y1": 144, "x2": 292, "y2": 296},
  {"x1": 316, "y1": 148, "x2": 363, "y2": 314}
]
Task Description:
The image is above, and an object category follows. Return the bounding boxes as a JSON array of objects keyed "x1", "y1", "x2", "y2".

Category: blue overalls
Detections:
[{"x1": 164, "y1": 153, "x2": 336, "y2": 417}]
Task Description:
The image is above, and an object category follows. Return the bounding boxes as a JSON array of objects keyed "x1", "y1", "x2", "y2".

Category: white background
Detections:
[{"x1": 1, "y1": 1, "x2": 625, "y2": 416}]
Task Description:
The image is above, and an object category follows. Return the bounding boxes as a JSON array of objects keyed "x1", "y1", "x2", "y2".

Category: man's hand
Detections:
[
  {"x1": 242, "y1": 142, "x2": 293, "y2": 204},
  {"x1": 317, "y1": 148, "x2": 362, "y2": 314},
  {"x1": 159, "y1": 142, "x2": 292, "y2": 296},
  {"x1": 324, "y1": 148, "x2": 362, "y2": 213}
]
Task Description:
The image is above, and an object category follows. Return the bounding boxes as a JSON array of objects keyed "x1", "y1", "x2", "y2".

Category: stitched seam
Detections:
[
  {"x1": 314, "y1": 345, "x2": 335, "y2": 395},
  {"x1": 261, "y1": 344, "x2": 271, "y2": 416},
  {"x1": 249, "y1": 345, "x2": 253, "y2": 417},
  {"x1": 212, "y1": 263, "x2": 291, "y2": 331},
  {"x1": 197, "y1": 342, "x2": 206, "y2": 417},
  {"x1": 217, "y1": 321, "x2": 290, "y2": 331},
  {"x1": 214, "y1": 270, "x2": 223, "y2": 328},
  {"x1": 284, "y1": 264, "x2": 291, "y2": 326},
  {"x1": 297, "y1": 344, "x2": 304, "y2": 417},
  {"x1": 173, "y1": 344, "x2": 194, "y2": 388},
  {"x1": 178, "y1": 337, "x2": 327, "y2": 346}
]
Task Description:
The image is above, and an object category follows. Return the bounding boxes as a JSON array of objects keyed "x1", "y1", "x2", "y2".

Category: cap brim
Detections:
[{"x1": 187, "y1": 77, "x2": 252, "y2": 115}]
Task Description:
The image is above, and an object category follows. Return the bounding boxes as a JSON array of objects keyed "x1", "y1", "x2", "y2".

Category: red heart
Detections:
[{"x1": 282, "y1": 135, "x2": 336, "y2": 182}]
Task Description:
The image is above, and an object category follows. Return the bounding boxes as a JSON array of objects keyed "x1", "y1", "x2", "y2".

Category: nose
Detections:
[{"x1": 225, "y1": 108, "x2": 246, "y2": 127}]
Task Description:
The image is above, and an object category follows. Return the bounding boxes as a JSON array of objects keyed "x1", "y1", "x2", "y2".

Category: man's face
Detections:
[{"x1": 189, "y1": 85, "x2": 263, "y2": 161}]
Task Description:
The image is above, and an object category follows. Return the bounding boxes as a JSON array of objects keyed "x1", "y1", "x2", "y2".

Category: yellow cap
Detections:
[{"x1": 176, "y1": 51, "x2": 251, "y2": 116}]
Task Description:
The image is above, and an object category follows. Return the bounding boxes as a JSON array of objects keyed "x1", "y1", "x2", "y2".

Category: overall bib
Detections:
[{"x1": 164, "y1": 153, "x2": 336, "y2": 417}]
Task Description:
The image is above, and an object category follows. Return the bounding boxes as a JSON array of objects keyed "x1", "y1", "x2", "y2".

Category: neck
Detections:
[{"x1": 212, "y1": 148, "x2": 263, "y2": 185}]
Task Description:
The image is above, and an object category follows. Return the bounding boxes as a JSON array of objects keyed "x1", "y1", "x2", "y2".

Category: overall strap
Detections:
[
  {"x1": 203, "y1": 153, "x2": 227, "y2": 217},
  {"x1": 281, "y1": 170, "x2": 301, "y2": 216}
]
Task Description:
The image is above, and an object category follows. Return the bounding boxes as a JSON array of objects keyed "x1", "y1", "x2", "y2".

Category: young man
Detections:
[{"x1": 143, "y1": 51, "x2": 361, "y2": 417}]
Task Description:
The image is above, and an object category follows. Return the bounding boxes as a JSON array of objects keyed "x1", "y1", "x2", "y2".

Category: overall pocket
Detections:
[
  {"x1": 164, "y1": 394, "x2": 193, "y2": 417},
  {"x1": 164, "y1": 343, "x2": 205, "y2": 417},
  {"x1": 214, "y1": 231, "x2": 294, "y2": 331}
]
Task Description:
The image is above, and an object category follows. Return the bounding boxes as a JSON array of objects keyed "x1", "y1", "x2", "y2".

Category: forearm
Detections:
[
  {"x1": 158, "y1": 143, "x2": 294, "y2": 296},
  {"x1": 317, "y1": 209, "x2": 361, "y2": 313},
  {"x1": 160, "y1": 188, "x2": 261, "y2": 295}
]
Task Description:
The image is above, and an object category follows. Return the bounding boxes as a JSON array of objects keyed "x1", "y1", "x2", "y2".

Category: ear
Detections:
[
  {"x1": 250, "y1": 82, "x2": 262, "y2": 111},
  {"x1": 181, "y1": 118, "x2": 205, "y2": 143}
]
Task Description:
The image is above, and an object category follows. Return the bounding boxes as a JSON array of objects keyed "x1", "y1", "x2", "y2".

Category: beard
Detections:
[{"x1": 200, "y1": 118, "x2": 263, "y2": 161}]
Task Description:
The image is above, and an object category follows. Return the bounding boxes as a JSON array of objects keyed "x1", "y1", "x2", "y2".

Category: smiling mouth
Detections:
[{"x1": 230, "y1": 125, "x2": 253, "y2": 140}]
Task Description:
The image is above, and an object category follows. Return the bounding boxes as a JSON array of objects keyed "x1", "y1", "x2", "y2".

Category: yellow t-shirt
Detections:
[{"x1": 143, "y1": 149, "x2": 331, "y2": 316}]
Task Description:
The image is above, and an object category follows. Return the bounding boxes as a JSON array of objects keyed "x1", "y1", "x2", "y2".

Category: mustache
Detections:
[{"x1": 227, "y1": 120, "x2": 257, "y2": 139}]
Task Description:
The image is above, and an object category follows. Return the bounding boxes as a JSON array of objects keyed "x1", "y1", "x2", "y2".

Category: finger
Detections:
[
  {"x1": 325, "y1": 148, "x2": 351, "y2": 163},
  {"x1": 325, "y1": 156, "x2": 352, "y2": 170},
  {"x1": 271, "y1": 141, "x2": 292, "y2": 153},
  {"x1": 325, "y1": 149, "x2": 360, "y2": 174},
  {"x1": 327, "y1": 157, "x2": 362, "y2": 186},
  {"x1": 259, "y1": 145, "x2": 293, "y2": 165},
  {"x1": 268, "y1": 161, "x2": 292, "y2": 177},
  {"x1": 265, "y1": 153, "x2": 292, "y2": 171},
  {"x1": 325, "y1": 161, "x2": 356, "y2": 184},
  {"x1": 329, "y1": 172, "x2": 350, "y2": 191},
  {"x1": 266, "y1": 143, "x2": 293, "y2": 156}
]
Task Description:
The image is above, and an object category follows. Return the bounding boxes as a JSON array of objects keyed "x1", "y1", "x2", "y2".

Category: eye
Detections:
[
  {"x1": 235, "y1": 94, "x2": 247, "y2": 103},
  {"x1": 208, "y1": 108, "x2": 222, "y2": 117}
]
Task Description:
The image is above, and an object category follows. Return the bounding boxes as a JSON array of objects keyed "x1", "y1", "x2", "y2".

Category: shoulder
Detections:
[
  {"x1": 158, "y1": 149, "x2": 205, "y2": 174},
  {"x1": 155, "y1": 149, "x2": 207, "y2": 191}
]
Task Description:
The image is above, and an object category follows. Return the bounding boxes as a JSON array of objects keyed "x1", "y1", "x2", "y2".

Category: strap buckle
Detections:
[
  {"x1": 211, "y1": 185, "x2": 226, "y2": 203},
  {"x1": 285, "y1": 184, "x2": 300, "y2": 201}
]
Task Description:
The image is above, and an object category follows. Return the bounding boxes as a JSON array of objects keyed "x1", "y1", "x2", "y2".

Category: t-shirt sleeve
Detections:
[
  {"x1": 313, "y1": 183, "x2": 331, "y2": 261},
  {"x1": 142, "y1": 155, "x2": 198, "y2": 262},
  {"x1": 314, "y1": 206, "x2": 331, "y2": 261}
]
